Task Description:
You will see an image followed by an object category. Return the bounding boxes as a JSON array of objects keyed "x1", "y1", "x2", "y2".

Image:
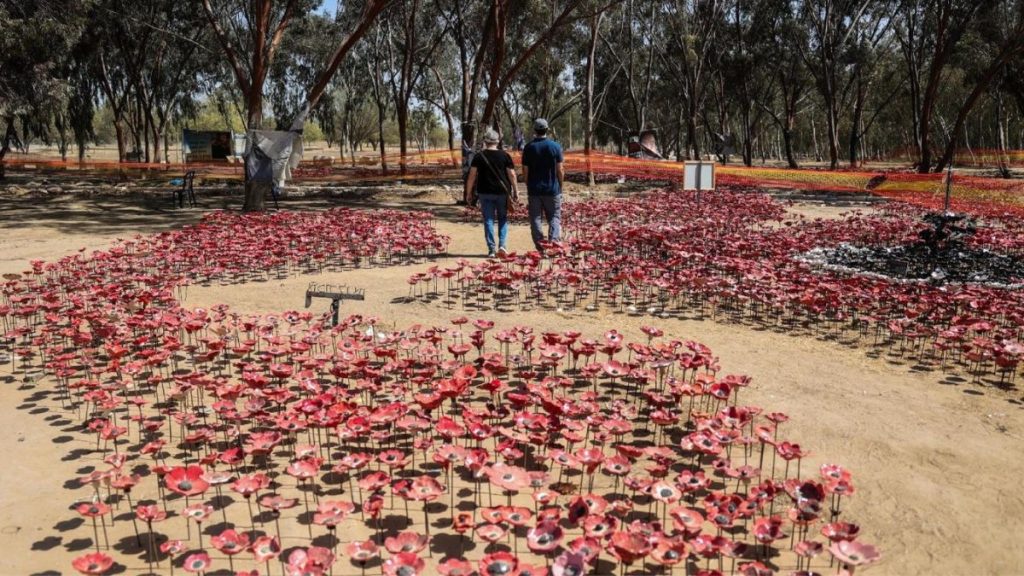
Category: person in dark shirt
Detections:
[
  {"x1": 520, "y1": 118, "x2": 564, "y2": 253},
  {"x1": 464, "y1": 129, "x2": 520, "y2": 257}
]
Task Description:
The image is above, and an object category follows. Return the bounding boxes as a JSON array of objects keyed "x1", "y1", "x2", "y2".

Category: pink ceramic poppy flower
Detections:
[
  {"x1": 344, "y1": 539, "x2": 379, "y2": 564},
  {"x1": 71, "y1": 552, "x2": 114, "y2": 575},
  {"x1": 408, "y1": 474, "x2": 445, "y2": 502},
  {"x1": 551, "y1": 552, "x2": 587, "y2": 576},
  {"x1": 737, "y1": 561, "x2": 774, "y2": 576},
  {"x1": 251, "y1": 536, "x2": 282, "y2": 562},
  {"x1": 258, "y1": 493, "x2": 299, "y2": 511},
  {"x1": 437, "y1": 557, "x2": 473, "y2": 576},
  {"x1": 475, "y1": 523, "x2": 507, "y2": 543},
  {"x1": 821, "y1": 521, "x2": 861, "y2": 542},
  {"x1": 527, "y1": 520, "x2": 564, "y2": 553},
  {"x1": 479, "y1": 551, "x2": 518, "y2": 576},
  {"x1": 383, "y1": 552, "x2": 425, "y2": 576},
  {"x1": 135, "y1": 504, "x2": 167, "y2": 523},
  {"x1": 830, "y1": 540, "x2": 882, "y2": 566},
  {"x1": 160, "y1": 540, "x2": 185, "y2": 557},
  {"x1": 487, "y1": 463, "x2": 530, "y2": 492},
  {"x1": 287, "y1": 546, "x2": 336, "y2": 574},
  {"x1": 182, "y1": 503, "x2": 214, "y2": 523},
  {"x1": 498, "y1": 506, "x2": 533, "y2": 526},
  {"x1": 181, "y1": 551, "x2": 212, "y2": 574},
  {"x1": 231, "y1": 472, "x2": 270, "y2": 497},
  {"x1": 286, "y1": 457, "x2": 322, "y2": 480},
  {"x1": 384, "y1": 531, "x2": 429, "y2": 554}
]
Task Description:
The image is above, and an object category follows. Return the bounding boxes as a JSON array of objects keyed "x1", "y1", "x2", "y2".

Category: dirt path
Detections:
[{"x1": 0, "y1": 190, "x2": 1021, "y2": 575}]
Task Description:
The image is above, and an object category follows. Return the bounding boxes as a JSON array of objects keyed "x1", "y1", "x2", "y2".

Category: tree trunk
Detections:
[
  {"x1": 114, "y1": 120, "x2": 126, "y2": 162},
  {"x1": 825, "y1": 96, "x2": 840, "y2": 170},
  {"x1": 396, "y1": 107, "x2": 408, "y2": 175},
  {"x1": 242, "y1": 105, "x2": 265, "y2": 213},
  {"x1": 849, "y1": 75, "x2": 865, "y2": 167},
  {"x1": 376, "y1": 99, "x2": 387, "y2": 175},
  {"x1": 583, "y1": 13, "x2": 601, "y2": 187}
]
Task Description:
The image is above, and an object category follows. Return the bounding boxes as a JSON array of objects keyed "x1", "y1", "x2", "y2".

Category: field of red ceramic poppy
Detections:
[{"x1": 1, "y1": 184, "x2": 1023, "y2": 576}]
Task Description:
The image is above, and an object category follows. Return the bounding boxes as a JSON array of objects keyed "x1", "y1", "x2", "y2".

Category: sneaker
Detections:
[
  {"x1": 497, "y1": 246, "x2": 508, "y2": 257},
  {"x1": 487, "y1": 251, "x2": 496, "y2": 258}
]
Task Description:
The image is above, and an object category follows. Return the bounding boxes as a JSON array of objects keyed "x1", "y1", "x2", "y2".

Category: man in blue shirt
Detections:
[{"x1": 521, "y1": 118, "x2": 565, "y2": 253}]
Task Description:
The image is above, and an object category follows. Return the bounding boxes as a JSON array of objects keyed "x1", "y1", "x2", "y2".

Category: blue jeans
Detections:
[
  {"x1": 528, "y1": 194, "x2": 561, "y2": 250},
  {"x1": 478, "y1": 194, "x2": 508, "y2": 253}
]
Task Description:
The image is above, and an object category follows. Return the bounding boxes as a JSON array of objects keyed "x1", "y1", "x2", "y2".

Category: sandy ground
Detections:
[{"x1": 0, "y1": 186, "x2": 1022, "y2": 576}]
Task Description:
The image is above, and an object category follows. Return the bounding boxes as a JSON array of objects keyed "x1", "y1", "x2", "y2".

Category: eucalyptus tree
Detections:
[{"x1": 202, "y1": 0, "x2": 391, "y2": 210}]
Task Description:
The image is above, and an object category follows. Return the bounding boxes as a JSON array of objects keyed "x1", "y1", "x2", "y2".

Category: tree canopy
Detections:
[{"x1": 2, "y1": 0, "x2": 1024, "y2": 186}]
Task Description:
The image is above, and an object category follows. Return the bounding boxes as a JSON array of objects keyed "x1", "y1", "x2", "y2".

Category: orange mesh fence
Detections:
[
  {"x1": 890, "y1": 148, "x2": 1024, "y2": 168},
  {"x1": 5, "y1": 150, "x2": 1024, "y2": 216}
]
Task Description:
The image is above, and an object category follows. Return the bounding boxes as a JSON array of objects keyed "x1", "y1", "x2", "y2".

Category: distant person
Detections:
[
  {"x1": 520, "y1": 118, "x2": 564, "y2": 253},
  {"x1": 464, "y1": 129, "x2": 519, "y2": 258},
  {"x1": 514, "y1": 127, "x2": 525, "y2": 151}
]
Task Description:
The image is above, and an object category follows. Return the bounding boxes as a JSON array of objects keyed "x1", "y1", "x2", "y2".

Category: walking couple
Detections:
[{"x1": 463, "y1": 118, "x2": 565, "y2": 257}]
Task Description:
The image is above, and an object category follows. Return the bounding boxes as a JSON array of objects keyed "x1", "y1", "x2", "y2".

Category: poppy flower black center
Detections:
[
  {"x1": 178, "y1": 480, "x2": 192, "y2": 490},
  {"x1": 487, "y1": 561, "x2": 513, "y2": 575},
  {"x1": 396, "y1": 567, "x2": 416, "y2": 576}
]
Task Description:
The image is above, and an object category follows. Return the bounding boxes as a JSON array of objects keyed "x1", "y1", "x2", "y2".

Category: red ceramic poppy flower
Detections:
[
  {"x1": 378, "y1": 449, "x2": 410, "y2": 468},
  {"x1": 582, "y1": 514, "x2": 618, "y2": 539},
  {"x1": 650, "y1": 538, "x2": 688, "y2": 566},
  {"x1": 165, "y1": 465, "x2": 210, "y2": 496},
  {"x1": 211, "y1": 528, "x2": 250, "y2": 556},
  {"x1": 753, "y1": 516, "x2": 785, "y2": 543},
  {"x1": 71, "y1": 552, "x2": 114, "y2": 575},
  {"x1": 75, "y1": 501, "x2": 111, "y2": 518},
  {"x1": 607, "y1": 531, "x2": 652, "y2": 565},
  {"x1": 479, "y1": 551, "x2": 518, "y2": 576}
]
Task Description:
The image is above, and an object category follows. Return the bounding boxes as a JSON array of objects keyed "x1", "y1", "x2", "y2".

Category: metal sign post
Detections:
[
  {"x1": 944, "y1": 161, "x2": 953, "y2": 213},
  {"x1": 304, "y1": 283, "x2": 366, "y2": 326}
]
